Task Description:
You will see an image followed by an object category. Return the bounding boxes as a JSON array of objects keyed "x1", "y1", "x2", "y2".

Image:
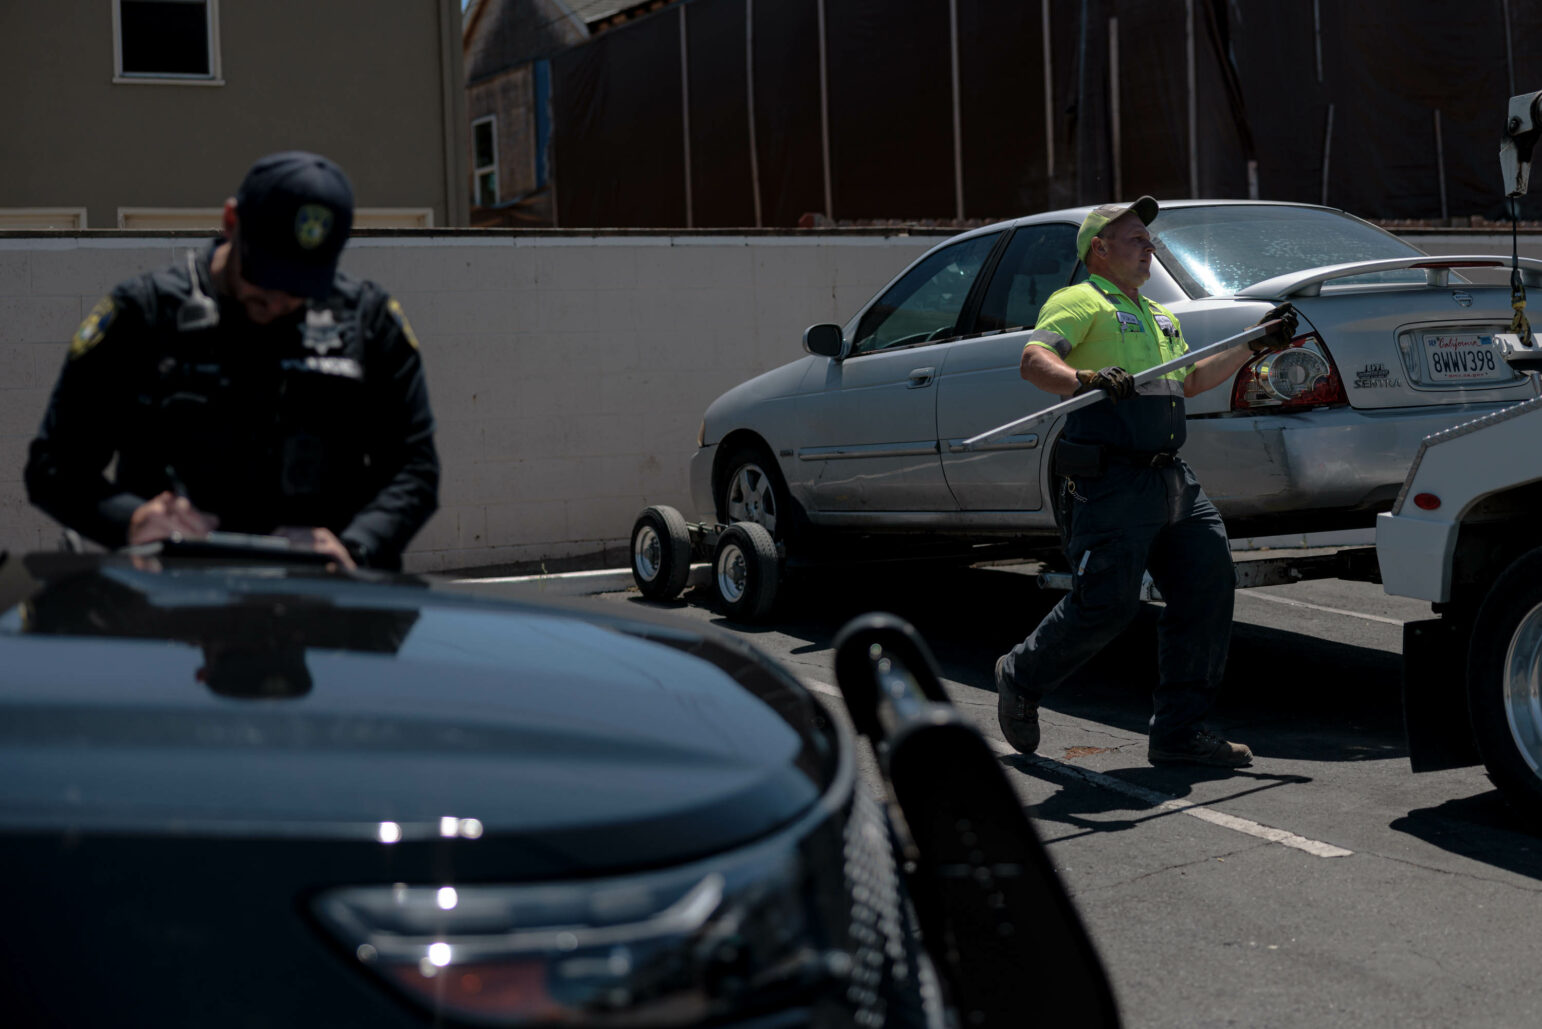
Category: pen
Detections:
[{"x1": 164, "y1": 464, "x2": 190, "y2": 499}]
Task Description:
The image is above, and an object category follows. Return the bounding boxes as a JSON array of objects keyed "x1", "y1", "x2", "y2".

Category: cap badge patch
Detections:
[{"x1": 295, "y1": 204, "x2": 334, "y2": 250}]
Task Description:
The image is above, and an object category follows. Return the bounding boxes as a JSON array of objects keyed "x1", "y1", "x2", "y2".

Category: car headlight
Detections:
[{"x1": 311, "y1": 817, "x2": 875, "y2": 1026}]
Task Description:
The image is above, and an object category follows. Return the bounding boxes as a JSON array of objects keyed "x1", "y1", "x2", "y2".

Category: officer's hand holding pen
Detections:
[
  {"x1": 1249, "y1": 302, "x2": 1299, "y2": 353},
  {"x1": 1074, "y1": 365, "x2": 1136, "y2": 403},
  {"x1": 127, "y1": 491, "x2": 220, "y2": 546}
]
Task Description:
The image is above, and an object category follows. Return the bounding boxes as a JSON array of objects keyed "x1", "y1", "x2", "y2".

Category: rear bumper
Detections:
[{"x1": 1184, "y1": 401, "x2": 1520, "y2": 521}]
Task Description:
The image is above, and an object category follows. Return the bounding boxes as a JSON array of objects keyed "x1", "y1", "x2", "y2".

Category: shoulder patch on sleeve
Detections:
[
  {"x1": 386, "y1": 298, "x2": 420, "y2": 350},
  {"x1": 69, "y1": 296, "x2": 117, "y2": 360}
]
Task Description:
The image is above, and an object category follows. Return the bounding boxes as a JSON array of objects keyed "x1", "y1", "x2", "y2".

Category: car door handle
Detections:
[{"x1": 907, "y1": 367, "x2": 936, "y2": 388}]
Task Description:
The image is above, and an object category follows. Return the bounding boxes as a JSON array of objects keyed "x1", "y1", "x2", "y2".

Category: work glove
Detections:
[
  {"x1": 1249, "y1": 302, "x2": 1300, "y2": 353},
  {"x1": 1075, "y1": 365, "x2": 1135, "y2": 403}
]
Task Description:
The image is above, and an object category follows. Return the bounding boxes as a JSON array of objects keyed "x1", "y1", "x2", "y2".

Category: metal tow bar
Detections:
[{"x1": 956, "y1": 319, "x2": 1281, "y2": 451}]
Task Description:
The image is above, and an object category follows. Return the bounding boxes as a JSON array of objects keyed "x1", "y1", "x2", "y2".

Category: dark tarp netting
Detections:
[
  {"x1": 1514, "y1": 0, "x2": 1542, "y2": 220},
  {"x1": 552, "y1": 11, "x2": 687, "y2": 227},
  {"x1": 824, "y1": 0, "x2": 955, "y2": 220},
  {"x1": 685, "y1": 0, "x2": 756, "y2": 227},
  {"x1": 1318, "y1": 0, "x2": 1513, "y2": 221},
  {"x1": 955, "y1": 0, "x2": 1051, "y2": 218},
  {"x1": 750, "y1": 0, "x2": 825, "y2": 226},
  {"x1": 1224, "y1": 0, "x2": 1327, "y2": 206},
  {"x1": 552, "y1": 0, "x2": 1542, "y2": 227}
]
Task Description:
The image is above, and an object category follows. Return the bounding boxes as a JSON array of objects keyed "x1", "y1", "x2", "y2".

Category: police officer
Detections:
[
  {"x1": 25, "y1": 151, "x2": 438, "y2": 570},
  {"x1": 993, "y1": 196, "x2": 1296, "y2": 767}
]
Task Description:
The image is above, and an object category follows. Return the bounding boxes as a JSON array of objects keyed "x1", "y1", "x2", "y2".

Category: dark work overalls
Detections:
[{"x1": 998, "y1": 277, "x2": 1235, "y2": 746}]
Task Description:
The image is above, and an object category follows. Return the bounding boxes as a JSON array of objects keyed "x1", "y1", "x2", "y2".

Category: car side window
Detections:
[
  {"x1": 974, "y1": 223, "x2": 1080, "y2": 333},
  {"x1": 852, "y1": 232, "x2": 1001, "y2": 355}
]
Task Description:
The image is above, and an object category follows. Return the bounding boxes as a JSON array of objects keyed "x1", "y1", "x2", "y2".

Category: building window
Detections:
[
  {"x1": 533, "y1": 60, "x2": 551, "y2": 190},
  {"x1": 0, "y1": 208, "x2": 89, "y2": 230},
  {"x1": 473, "y1": 116, "x2": 498, "y2": 208},
  {"x1": 115, "y1": 0, "x2": 223, "y2": 84}
]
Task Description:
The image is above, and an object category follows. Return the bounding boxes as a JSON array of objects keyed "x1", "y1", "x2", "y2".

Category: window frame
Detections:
[
  {"x1": 973, "y1": 222, "x2": 1081, "y2": 335},
  {"x1": 472, "y1": 115, "x2": 499, "y2": 208},
  {"x1": 0, "y1": 208, "x2": 89, "y2": 230},
  {"x1": 116, "y1": 207, "x2": 437, "y2": 230},
  {"x1": 113, "y1": 0, "x2": 224, "y2": 86},
  {"x1": 850, "y1": 231, "x2": 1004, "y2": 356}
]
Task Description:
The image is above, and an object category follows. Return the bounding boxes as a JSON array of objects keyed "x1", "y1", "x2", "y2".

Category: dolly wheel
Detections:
[
  {"x1": 711, "y1": 522, "x2": 779, "y2": 620},
  {"x1": 631, "y1": 505, "x2": 692, "y2": 600}
]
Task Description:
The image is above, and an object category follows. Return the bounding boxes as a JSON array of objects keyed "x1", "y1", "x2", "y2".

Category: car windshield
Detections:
[{"x1": 1153, "y1": 205, "x2": 1427, "y2": 297}]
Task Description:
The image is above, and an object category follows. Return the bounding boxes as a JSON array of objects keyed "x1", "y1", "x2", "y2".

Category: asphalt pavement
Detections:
[{"x1": 456, "y1": 558, "x2": 1542, "y2": 1028}]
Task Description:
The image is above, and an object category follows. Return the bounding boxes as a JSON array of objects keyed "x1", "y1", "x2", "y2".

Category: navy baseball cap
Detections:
[{"x1": 234, "y1": 151, "x2": 354, "y2": 299}]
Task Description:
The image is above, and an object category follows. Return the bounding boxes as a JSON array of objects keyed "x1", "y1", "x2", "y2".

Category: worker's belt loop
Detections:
[{"x1": 1106, "y1": 449, "x2": 1178, "y2": 469}]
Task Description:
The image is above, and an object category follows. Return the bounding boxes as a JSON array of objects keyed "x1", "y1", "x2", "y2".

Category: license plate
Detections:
[{"x1": 1422, "y1": 333, "x2": 1508, "y2": 384}]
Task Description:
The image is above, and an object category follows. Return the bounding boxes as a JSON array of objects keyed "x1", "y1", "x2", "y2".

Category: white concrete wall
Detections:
[
  {"x1": 0, "y1": 232, "x2": 941, "y2": 572},
  {"x1": 1, "y1": 228, "x2": 1532, "y2": 573}
]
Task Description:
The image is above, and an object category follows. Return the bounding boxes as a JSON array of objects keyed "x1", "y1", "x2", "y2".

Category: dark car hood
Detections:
[{"x1": 0, "y1": 554, "x2": 837, "y2": 874}]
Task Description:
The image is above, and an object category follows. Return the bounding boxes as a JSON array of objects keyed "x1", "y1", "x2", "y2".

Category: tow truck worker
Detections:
[
  {"x1": 25, "y1": 151, "x2": 439, "y2": 571},
  {"x1": 993, "y1": 196, "x2": 1296, "y2": 767}
]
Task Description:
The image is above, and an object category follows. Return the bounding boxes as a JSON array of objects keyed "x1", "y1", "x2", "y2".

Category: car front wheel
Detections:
[
  {"x1": 1468, "y1": 546, "x2": 1542, "y2": 819},
  {"x1": 718, "y1": 446, "x2": 793, "y2": 541}
]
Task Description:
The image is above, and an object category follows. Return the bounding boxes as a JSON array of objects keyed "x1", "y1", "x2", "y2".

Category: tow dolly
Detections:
[{"x1": 629, "y1": 506, "x2": 782, "y2": 620}]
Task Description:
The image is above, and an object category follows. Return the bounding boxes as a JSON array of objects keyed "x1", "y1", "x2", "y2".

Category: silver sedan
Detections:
[{"x1": 691, "y1": 201, "x2": 1540, "y2": 557}]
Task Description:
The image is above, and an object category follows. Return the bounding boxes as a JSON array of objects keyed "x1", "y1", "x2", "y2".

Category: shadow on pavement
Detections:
[
  {"x1": 1004, "y1": 756, "x2": 1313, "y2": 839},
  {"x1": 659, "y1": 562, "x2": 1406, "y2": 766},
  {"x1": 1391, "y1": 792, "x2": 1542, "y2": 878}
]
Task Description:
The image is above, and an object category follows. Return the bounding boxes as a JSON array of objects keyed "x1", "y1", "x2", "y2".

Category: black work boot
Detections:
[
  {"x1": 995, "y1": 655, "x2": 1040, "y2": 755},
  {"x1": 1148, "y1": 727, "x2": 1252, "y2": 768}
]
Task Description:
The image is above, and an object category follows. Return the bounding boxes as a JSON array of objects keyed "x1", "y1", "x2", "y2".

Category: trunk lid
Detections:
[{"x1": 1238, "y1": 257, "x2": 1542, "y2": 410}]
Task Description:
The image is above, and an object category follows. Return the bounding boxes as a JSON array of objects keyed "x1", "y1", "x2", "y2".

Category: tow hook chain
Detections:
[{"x1": 1511, "y1": 197, "x2": 1533, "y2": 341}]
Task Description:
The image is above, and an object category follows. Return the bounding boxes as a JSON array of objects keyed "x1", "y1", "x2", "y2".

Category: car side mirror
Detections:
[{"x1": 803, "y1": 323, "x2": 846, "y2": 358}]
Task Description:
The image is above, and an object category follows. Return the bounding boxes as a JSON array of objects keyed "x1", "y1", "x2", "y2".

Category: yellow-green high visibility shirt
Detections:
[{"x1": 1023, "y1": 274, "x2": 1191, "y2": 452}]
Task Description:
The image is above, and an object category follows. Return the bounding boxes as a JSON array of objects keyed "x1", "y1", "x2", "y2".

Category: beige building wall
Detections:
[
  {"x1": 0, "y1": 230, "x2": 1524, "y2": 573},
  {"x1": 0, "y1": 1, "x2": 468, "y2": 228}
]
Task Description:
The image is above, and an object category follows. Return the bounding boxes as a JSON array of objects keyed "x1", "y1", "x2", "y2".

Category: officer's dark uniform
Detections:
[
  {"x1": 997, "y1": 272, "x2": 1235, "y2": 747},
  {"x1": 24, "y1": 242, "x2": 439, "y2": 570}
]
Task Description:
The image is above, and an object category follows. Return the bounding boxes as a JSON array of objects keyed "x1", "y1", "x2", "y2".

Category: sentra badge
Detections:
[{"x1": 1354, "y1": 362, "x2": 1401, "y2": 389}]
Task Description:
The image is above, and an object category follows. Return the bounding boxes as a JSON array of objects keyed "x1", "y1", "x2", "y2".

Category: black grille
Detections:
[{"x1": 841, "y1": 787, "x2": 912, "y2": 1027}]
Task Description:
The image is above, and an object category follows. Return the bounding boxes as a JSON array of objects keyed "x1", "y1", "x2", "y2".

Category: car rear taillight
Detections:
[{"x1": 1230, "y1": 333, "x2": 1348, "y2": 411}]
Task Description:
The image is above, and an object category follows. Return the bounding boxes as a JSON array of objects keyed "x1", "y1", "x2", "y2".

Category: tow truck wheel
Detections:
[
  {"x1": 630, "y1": 505, "x2": 692, "y2": 600},
  {"x1": 1468, "y1": 546, "x2": 1542, "y2": 819},
  {"x1": 711, "y1": 522, "x2": 779, "y2": 621}
]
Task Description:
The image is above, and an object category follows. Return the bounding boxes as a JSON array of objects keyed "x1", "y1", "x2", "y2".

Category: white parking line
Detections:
[
  {"x1": 803, "y1": 677, "x2": 1353, "y2": 860},
  {"x1": 1239, "y1": 590, "x2": 1406, "y2": 626}
]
